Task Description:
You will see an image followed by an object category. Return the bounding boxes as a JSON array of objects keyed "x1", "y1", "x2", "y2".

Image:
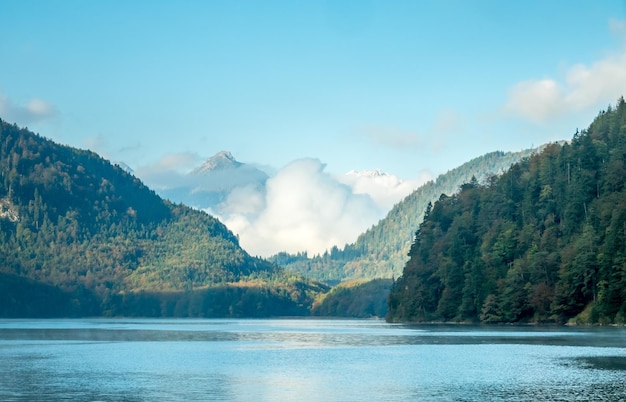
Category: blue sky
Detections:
[
  {"x1": 2, "y1": 1, "x2": 625, "y2": 178},
  {"x1": 3, "y1": 1, "x2": 626, "y2": 255}
]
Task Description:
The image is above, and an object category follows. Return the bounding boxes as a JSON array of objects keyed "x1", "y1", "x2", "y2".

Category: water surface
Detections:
[{"x1": 1, "y1": 319, "x2": 625, "y2": 401}]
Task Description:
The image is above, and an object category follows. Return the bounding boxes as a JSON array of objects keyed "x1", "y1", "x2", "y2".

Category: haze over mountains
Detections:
[
  {"x1": 138, "y1": 151, "x2": 432, "y2": 257},
  {"x1": 138, "y1": 150, "x2": 269, "y2": 212}
]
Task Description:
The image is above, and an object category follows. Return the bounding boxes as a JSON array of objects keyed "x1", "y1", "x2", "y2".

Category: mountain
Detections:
[
  {"x1": 387, "y1": 99, "x2": 626, "y2": 325},
  {"x1": 0, "y1": 120, "x2": 327, "y2": 317},
  {"x1": 271, "y1": 148, "x2": 538, "y2": 283},
  {"x1": 190, "y1": 150, "x2": 243, "y2": 173},
  {"x1": 157, "y1": 150, "x2": 268, "y2": 211}
]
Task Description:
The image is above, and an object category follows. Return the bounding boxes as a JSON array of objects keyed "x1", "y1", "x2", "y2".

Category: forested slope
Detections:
[
  {"x1": 0, "y1": 120, "x2": 327, "y2": 317},
  {"x1": 311, "y1": 278, "x2": 392, "y2": 318},
  {"x1": 388, "y1": 99, "x2": 626, "y2": 324}
]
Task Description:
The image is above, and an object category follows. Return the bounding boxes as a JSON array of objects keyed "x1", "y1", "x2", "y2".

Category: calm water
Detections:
[{"x1": 0, "y1": 319, "x2": 625, "y2": 401}]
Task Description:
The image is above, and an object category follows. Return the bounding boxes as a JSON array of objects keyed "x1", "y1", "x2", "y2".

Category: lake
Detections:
[{"x1": 0, "y1": 319, "x2": 625, "y2": 401}]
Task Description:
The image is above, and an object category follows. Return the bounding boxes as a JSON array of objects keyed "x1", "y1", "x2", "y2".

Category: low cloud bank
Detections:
[
  {"x1": 219, "y1": 158, "x2": 381, "y2": 256},
  {"x1": 215, "y1": 159, "x2": 430, "y2": 257},
  {"x1": 136, "y1": 155, "x2": 431, "y2": 257}
]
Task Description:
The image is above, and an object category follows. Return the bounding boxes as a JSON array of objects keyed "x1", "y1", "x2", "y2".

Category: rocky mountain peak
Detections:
[{"x1": 190, "y1": 151, "x2": 243, "y2": 175}]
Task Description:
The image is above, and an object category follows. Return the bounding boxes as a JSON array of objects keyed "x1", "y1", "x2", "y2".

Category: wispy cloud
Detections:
[
  {"x1": 431, "y1": 109, "x2": 463, "y2": 151},
  {"x1": 359, "y1": 108, "x2": 463, "y2": 153},
  {"x1": 83, "y1": 134, "x2": 108, "y2": 154},
  {"x1": 432, "y1": 109, "x2": 462, "y2": 134},
  {"x1": 503, "y1": 20, "x2": 626, "y2": 123},
  {"x1": 609, "y1": 18, "x2": 626, "y2": 38},
  {"x1": 134, "y1": 152, "x2": 203, "y2": 190},
  {"x1": 0, "y1": 93, "x2": 58, "y2": 125},
  {"x1": 503, "y1": 79, "x2": 565, "y2": 123},
  {"x1": 149, "y1": 152, "x2": 201, "y2": 172},
  {"x1": 361, "y1": 125, "x2": 422, "y2": 149}
]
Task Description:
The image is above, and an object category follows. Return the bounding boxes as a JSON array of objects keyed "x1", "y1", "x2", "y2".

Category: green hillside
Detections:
[
  {"x1": 272, "y1": 149, "x2": 536, "y2": 283},
  {"x1": 0, "y1": 120, "x2": 327, "y2": 317},
  {"x1": 388, "y1": 99, "x2": 626, "y2": 325},
  {"x1": 311, "y1": 278, "x2": 392, "y2": 318}
]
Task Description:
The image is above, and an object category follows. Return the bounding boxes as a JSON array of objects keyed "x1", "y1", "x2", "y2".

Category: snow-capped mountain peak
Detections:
[
  {"x1": 345, "y1": 168, "x2": 388, "y2": 178},
  {"x1": 190, "y1": 151, "x2": 243, "y2": 175}
]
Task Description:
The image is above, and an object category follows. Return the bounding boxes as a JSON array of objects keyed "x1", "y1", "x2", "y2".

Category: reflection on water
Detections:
[
  {"x1": 0, "y1": 319, "x2": 625, "y2": 401},
  {"x1": 576, "y1": 356, "x2": 626, "y2": 371}
]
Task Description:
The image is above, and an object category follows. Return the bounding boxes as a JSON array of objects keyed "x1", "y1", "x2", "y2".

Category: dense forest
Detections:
[
  {"x1": 0, "y1": 119, "x2": 328, "y2": 317},
  {"x1": 272, "y1": 148, "x2": 537, "y2": 283},
  {"x1": 388, "y1": 99, "x2": 626, "y2": 325},
  {"x1": 311, "y1": 278, "x2": 392, "y2": 318}
]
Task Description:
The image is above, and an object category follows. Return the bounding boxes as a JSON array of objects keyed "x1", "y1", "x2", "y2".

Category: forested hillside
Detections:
[
  {"x1": 388, "y1": 99, "x2": 626, "y2": 324},
  {"x1": 0, "y1": 120, "x2": 327, "y2": 317},
  {"x1": 311, "y1": 279, "x2": 392, "y2": 318},
  {"x1": 272, "y1": 149, "x2": 536, "y2": 283}
]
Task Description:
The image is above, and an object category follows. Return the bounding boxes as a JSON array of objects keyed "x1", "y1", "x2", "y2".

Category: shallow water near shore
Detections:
[{"x1": 1, "y1": 319, "x2": 625, "y2": 401}]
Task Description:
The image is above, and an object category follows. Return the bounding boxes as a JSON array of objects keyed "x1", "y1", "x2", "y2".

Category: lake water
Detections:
[{"x1": 0, "y1": 319, "x2": 625, "y2": 401}]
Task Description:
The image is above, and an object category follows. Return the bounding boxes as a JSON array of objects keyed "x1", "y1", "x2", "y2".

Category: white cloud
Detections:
[
  {"x1": 218, "y1": 184, "x2": 266, "y2": 216},
  {"x1": 0, "y1": 93, "x2": 57, "y2": 124},
  {"x1": 504, "y1": 28, "x2": 626, "y2": 123},
  {"x1": 218, "y1": 158, "x2": 383, "y2": 257},
  {"x1": 504, "y1": 79, "x2": 564, "y2": 123},
  {"x1": 26, "y1": 99, "x2": 55, "y2": 117},
  {"x1": 564, "y1": 53, "x2": 626, "y2": 109},
  {"x1": 337, "y1": 169, "x2": 432, "y2": 211}
]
